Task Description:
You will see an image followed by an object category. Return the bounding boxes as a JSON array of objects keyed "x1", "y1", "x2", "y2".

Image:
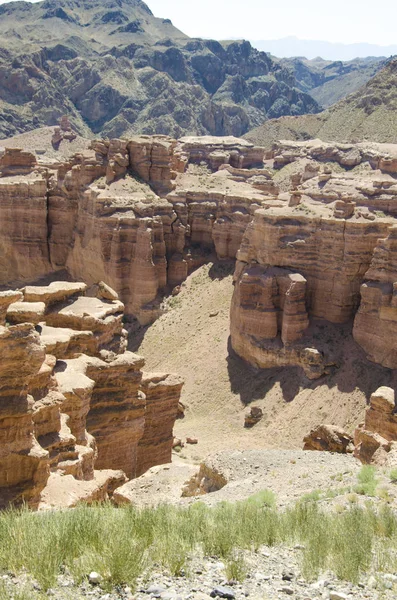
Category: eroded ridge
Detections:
[{"x1": 0, "y1": 281, "x2": 183, "y2": 509}]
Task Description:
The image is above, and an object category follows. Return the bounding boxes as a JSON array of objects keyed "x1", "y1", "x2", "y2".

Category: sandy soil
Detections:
[
  {"x1": 0, "y1": 126, "x2": 92, "y2": 162},
  {"x1": 130, "y1": 261, "x2": 395, "y2": 463}
]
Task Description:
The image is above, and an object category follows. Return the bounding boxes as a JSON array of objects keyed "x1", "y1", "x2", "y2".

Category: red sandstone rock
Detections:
[
  {"x1": 0, "y1": 281, "x2": 184, "y2": 508},
  {"x1": 303, "y1": 425, "x2": 354, "y2": 453},
  {"x1": 136, "y1": 373, "x2": 184, "y2": 477}
]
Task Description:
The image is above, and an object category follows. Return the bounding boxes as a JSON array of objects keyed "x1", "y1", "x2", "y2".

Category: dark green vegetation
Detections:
[
  {"x1": 245, "y1": 57, "x2": 397, "y2": 147},
  {"x1": 278, "y1": 56, "x2": 384, "y2": 108},
  {"x1": 1, "y1": 484, "x2": 397, "y2": 596},
  {"x1": 0, "y1": 0, "x2": 319, "y2": 139}
]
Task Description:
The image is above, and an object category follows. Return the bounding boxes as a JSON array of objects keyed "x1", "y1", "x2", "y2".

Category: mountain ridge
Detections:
[
  {"x1": 244, "y1": 57, "x2": 397, "y2": 147},
  {"x1": 0, "y1": 0, "x2": 320, "y2": 139}
]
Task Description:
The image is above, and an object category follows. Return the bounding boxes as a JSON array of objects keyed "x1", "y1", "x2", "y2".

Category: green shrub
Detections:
[{"x1": 353, "y1": 465, "x2": 378, "y2": 496}]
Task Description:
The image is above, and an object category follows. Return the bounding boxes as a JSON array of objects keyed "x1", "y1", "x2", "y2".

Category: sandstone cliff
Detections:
[
  {"x1": 229, "y1": 138, "x2": 397, "y2": 377},
  {"x1": 0, "y1": 132, "x2": 271, "y2": 325},
  {"x1": 0, "y1": 281, "x2": 183, "y2": 509}
]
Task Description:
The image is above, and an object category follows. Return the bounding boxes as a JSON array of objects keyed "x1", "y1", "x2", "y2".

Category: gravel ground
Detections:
[{"x1": 2, "y1": 544, "x2": 397, "y2": 600}]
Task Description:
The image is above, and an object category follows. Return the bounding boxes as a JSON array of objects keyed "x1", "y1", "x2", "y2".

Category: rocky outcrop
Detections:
[
  {"x1": 0, "y1": 134, "x2": 273, "y2": 324},
  {"x1": 303, "y1": 388, "x2": 397, "y2": 464},
  {"x1": 137, "y1": 373, "x2": 184, "y2": 477},
  {"x1": 228, "y1": 138, "x2": 397, "y2": 376},
  {"x1": 0, "y1": 323, "x2": 49, "y2": 509},
  {"x1": 353, "y1": 226, "x2": 397, "y2": 368},
  {"x1": 354, "y1": 387, "x2": 397, "y2": 464},
  {"x1": 177, "y1": 136, "x2": 264, "y2": 171},
  {"x1": 303, "y1": 425, "x2": 354, "y2": 454},
  {"x1": 230, "y1": 263, "x2": 323, "y2": 378},
  {"x1": 0, "y1": 281, "x2": 183, "y2": 509}
]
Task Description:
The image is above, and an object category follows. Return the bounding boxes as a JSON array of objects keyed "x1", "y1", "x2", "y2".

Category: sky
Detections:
[
  {"x1": 145, "y1": 0, "x2": 397, "y2": 47},
  {"x1": 0, "y1": 0, "x2": 396, "y2": 48}
]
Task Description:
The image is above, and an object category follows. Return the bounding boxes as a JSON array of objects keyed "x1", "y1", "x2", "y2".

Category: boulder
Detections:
[{"x1": 303, "y1": 425, "x2": 354, "y2": 454}]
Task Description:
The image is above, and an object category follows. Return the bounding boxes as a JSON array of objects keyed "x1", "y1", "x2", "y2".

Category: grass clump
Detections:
[
  {"x1": 354, "y1": 465, "x2": 378, "y2": 496},
  {"x1": 1, "y1": 489, "x2": 397, "y2": 591},
  {"x1": 224, "y1": 551, "x2": 248, "y2": 582},
  {"x1": 389, "y1": 468, "x2": 397, "y2": 483}
]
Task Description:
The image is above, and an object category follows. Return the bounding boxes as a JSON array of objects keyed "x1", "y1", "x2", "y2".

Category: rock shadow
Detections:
[
  {"x1": 208, "y1": 259, "x2": 235, "y2": 281},
  {"x1": 226, "y1": 323, "x2": 395, "y2": 407}
]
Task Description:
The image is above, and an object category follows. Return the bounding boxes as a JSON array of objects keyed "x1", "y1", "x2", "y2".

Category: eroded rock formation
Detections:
[
  {"x1": 303, "y1": 425, "x2": 354, "y2": 454},
  {"x1": 354, "y1": 387, "x2": 397, "y2": 465},
  {"x1": 229, "y1": 138, "x2": 397, "y2": 377},
  {"x1": 0, "y1": 133, "x2": 268, "y2": 325},
  {"x1": 0, "y1": 281, "x2": 183, "y2": 509}
]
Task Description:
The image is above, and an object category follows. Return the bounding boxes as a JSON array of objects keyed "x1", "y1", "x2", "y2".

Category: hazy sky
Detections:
[
  {"x1": 0, "y1": 0, "x2": 395, "y2": 46},
  {"x1": 145, "y1": 0, "x2": 396, "y2": 46}
]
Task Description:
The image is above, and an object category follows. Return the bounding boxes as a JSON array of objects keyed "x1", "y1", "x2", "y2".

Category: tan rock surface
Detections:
[
  {"x1": 354, "y1": 387, "x2": 397, "y2": 464},
  {"x1": 0, "y1": 281, "x2": 184, "y2": 508},
  {"x1": 137, "y1": 373, "x2": 184, "y2": 477},
  {"x1": 303, "y1": 425, "x2": 354, "y2": 453}
]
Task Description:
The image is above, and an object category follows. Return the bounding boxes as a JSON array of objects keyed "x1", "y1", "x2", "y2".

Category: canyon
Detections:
[{"x1": 2, "y1": 124, "x2": 397, "y2": 509}]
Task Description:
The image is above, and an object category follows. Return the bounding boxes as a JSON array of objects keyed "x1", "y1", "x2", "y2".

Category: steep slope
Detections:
[
  {"x1": 245, "y1": 57, "x2": 397, "y2": 147},
  {"x1": 279, "y1": 56, "x2": 385, "y2": 108},
  {"x1": 0, "y1": 0, "x2": 319, "y2": 139}
]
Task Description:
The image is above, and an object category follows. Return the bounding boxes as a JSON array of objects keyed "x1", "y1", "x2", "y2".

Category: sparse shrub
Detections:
[
  {"x1": 389, "y1": 468, "x2": 397, "y2": 483},
  {"x1": 225, "y1": 551, "x2": 248, "y2": 582},
  {"x1": 354, "y1": 465, "x2": 378, "y2": 496}
]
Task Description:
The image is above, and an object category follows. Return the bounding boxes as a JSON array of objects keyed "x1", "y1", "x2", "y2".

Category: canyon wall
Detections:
[
  {"x1": 0, "y1": 281, "x2": 183, "y2": 509},
  {"x1": 230, "y1": 139, "x2": 397, "y2": 376},
  {"x1": 0, "y1": 133, "x2": 266, "y2": 325}
]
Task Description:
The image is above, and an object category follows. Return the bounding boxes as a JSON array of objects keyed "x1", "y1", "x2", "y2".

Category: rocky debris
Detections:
[
  {"x1": 186, "y1": 437, "x2": 198, "y2": 445},
  {"x1": 308, "y1": 388, "x2": 397, "y2": 465},
  {"x1": 114, "y1": 449, "x2": 361, "y2": 509},
  {"x1": 0, "y1": 281, "x2": 183, "y2": 509},
  {"x1": 176, "y1": 401, "x2": 185, "y2": 419},
  {"x1": 303, "y1": 425, "x2": 354, "y2": 453},
  {"x1": 244, "y1": 406, "x2": 264, "y2": 428},
  {"x1": 173, "y1": 437, "x2": 184, "y2": 448},
  {"x1": 1, "y1": 543, "x2": 396, "y2": 600},
  {"x1": 113, "y1": 462, "x2": 197, "y2": 506}
]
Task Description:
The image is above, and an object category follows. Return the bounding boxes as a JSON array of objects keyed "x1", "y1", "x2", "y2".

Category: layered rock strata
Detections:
[
  {"x1": 0, "y1": 134, "x2": 268, "y2": 325},
  {"x1": 0, "y1": 281, "x2": 183, "y2": 509},
  {"x1": 229, "y1": 138, "x2": 397, "y2": 375},
  {"x1": 354, "y1": 387, "x2": 397, "y2": 465}
]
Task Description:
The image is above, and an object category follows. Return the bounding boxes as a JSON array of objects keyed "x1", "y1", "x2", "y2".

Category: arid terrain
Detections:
[{"x1": 1, "y1": 3, "x2": 397, "y2": 592}]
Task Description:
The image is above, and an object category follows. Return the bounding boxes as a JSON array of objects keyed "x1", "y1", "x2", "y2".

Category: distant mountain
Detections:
[
  {"x1": 0, "y1": 0, "x2": 320, "y2": 139},
  {"x1": 278, "y1": 56, "x2": 385, "y2": 108},
  {"x1": 244, "y1": 57, "x2": 397, "y2": 147},
  {"x1": 252, "y1": 37, "x2": 397, "y2": 61}
]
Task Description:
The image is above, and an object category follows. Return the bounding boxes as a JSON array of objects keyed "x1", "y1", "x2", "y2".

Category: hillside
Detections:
[
  {"x1": 245, "y1": 57, "x2": 397, "y2": 147},
  {"x1": 279, "y1": 56, "x2": 384, "y2": 108},
  {"x1": 0, "y1": 0, "x2": 320, "y2": 139}
]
